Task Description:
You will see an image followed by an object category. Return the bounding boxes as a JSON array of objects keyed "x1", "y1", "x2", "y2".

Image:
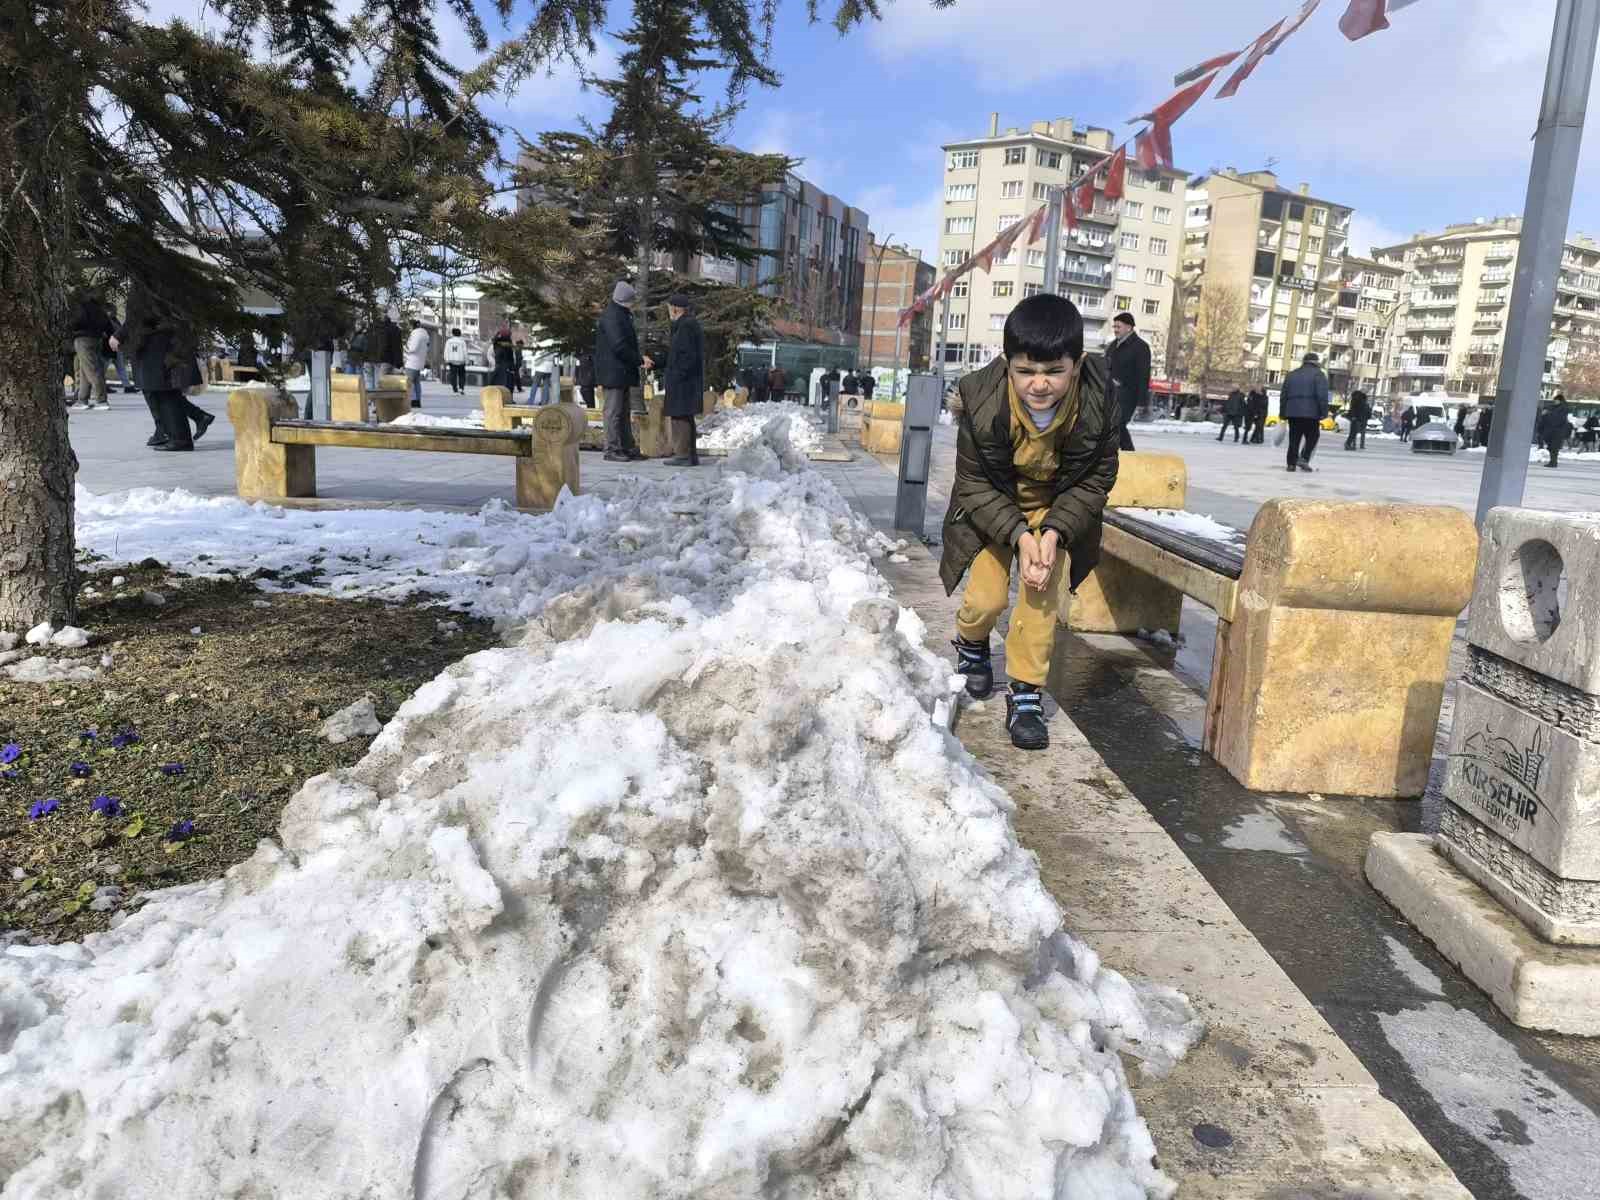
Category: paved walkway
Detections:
[{"x1": 73, "y1": 389, "x2": 1600, "y2": 1198}]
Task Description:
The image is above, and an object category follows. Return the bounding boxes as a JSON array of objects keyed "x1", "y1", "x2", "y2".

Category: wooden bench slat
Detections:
[
  {"x1": 271, "y1": 420, "x2": 532, "y2": 457},
  {"x1": 1099, "y1": 522, "x2": 1239, "y2": 623},
  {"x1": 1105, "y1": 509, "x2": 1246, "y2": 580}
]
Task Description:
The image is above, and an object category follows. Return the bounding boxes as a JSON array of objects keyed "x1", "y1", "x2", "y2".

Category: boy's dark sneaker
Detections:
[
  {"x1": 1006, "y1": 682, "x2": 1049, "y2": 750},
  {"x1": 953, "y1": 636, "x2": 993, "y2": 699}
]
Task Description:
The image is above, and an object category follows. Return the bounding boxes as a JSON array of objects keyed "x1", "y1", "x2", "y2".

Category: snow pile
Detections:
[
  {"x1": 392, "y1": 409, "x2": 487, "y2": 429},
  {"x1": 699, "y1": 402, "x2": 825, "y2": 454},
  {"x1": 1117, "y1": 507, "x2": 1244, "y2": 544},
  {"x1": 9, "y1": 429, "x2": 1201, "y2": 1198}
]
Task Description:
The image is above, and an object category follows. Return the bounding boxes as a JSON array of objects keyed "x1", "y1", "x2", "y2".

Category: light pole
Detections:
[
  {"x1": 1042, "y1": 188, "x2": 1063, "y2": 296},
  {"x1": 865, "y1": 233, "x2": 893, "y2": 379},
  {"x1": 1477, "y1": 0, "x2": 1600, "y2": 525}
]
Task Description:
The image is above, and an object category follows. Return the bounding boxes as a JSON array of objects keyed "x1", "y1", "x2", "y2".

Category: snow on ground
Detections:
[
  {"x1": 391, "y1": 409, "x2": 487, "y2": 429},
  {"x1": 1116, "y1": 507, "x2": 1244, "y2": 544},
  {"x1": 4, "y1": 425, "x2": 1199, "y2": 1199},
  {"x1": 1138, "y1": 419, "x2": 1400, "y2": 441},
  {"x1": 699, "y1": 402, "x2": 825, "y2": 453},
  {"x1": 1461, "y1": 444, "x2": 1600, "y2": 464}
]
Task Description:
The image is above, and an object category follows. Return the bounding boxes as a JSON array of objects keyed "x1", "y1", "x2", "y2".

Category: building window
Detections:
[
  {"x1": 951, "y1": 280, "x2": 969, "y2": 298},
  {"x1": 1000, "y1": 180, "x2": 1023, "y2": 199},
  {"x1": 1142, "y1": 298, "x2": 1161, "y2": 316},
  {"x1": 944, "y1": 343, "x2": 964, "y2": 364},
  {"x1": 968, "y1": 344, "x2": 989, "y2": 363},
  {"x1": 1308, "y1": 237, "x2": 1322, "y2": 254},
  {"x1": 1311, "y1": 207, "x2": 1327, "y2": 226},
  {"x1": 1033, "y1": 182, "x2": 1052, "y2": 201},
  {"x1": 1127, "y1": 170, "x2": 1146, "y2": 189},
  {"x1": 1296, "y1": 317, "x2": 1310, "y2": 334},
  {"x1": 1152, "y1": 206, "x2": 1172, "y2": 225},
  {"x1": 1123, "y1": 201, "x2": 1144, "y2": 220},
  {"x1": 947, "y1": 312, "x2": 966, "y2": 330},
  {"x1": 1114, "y1": 294, "x2": 1133, "y2": 311},
  {"x1": 1270, "y1": 341, "x2": 1284, "y2": 357},
  {"x1": 1117, "y1": 263, "x2": 1137, "y2": 282},
  {"x1": 1144, "y1": 267, "x2": 1164, "y2": 285},
  {"x1": 1024, "y1": 283, "x2": 1042, "y2": 298},
  {"x1": 949, "y1": 150, "x2": 979, "y2": 170},
  {"x1": 996, "y1": 214, "x2": 1019, "y2": 232},
  {"x1": 1119, "y1": 231, "x2": 1139, "y2": 250},
  {"x1": 1003, "y1": 146, "x2": 1026, "y2": 165},
  {"x1": 1035, "y1": 149, "x2": 1062, "y2": 169},
  {"x1": 989, "y1": 314, "x2": 1007, "y2": 330},
  {"x1": 944, "y1": 217, "x2": 974, "y2": 235},
  {"x1": 943, "y1": 249, "x2": 964, "y2": 266},
  {"x1": 945, "y1": 183, "x2": 976, "y2": 202},
  {"x1": 1149, "y1": 237, "x2": 1168, "y2": 256},
  {"x1": 993, "y1": 280, "x2": 1014, "y2": 298},
  {"x1": 1156, "y1": 177, "x2": 1174, "y2": 193},
  {"x1": 1026, "y1": 249, "x2": 1045, "y2": 267}
]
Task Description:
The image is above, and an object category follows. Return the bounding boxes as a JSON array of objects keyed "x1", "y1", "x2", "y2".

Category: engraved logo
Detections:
[{"x1": 1449, "y1": 726, "x2": 1554, "y2": 838}]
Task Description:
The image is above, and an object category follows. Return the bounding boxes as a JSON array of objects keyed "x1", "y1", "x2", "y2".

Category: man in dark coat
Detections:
[
  {"x1": 575, "y1": 351, "x2": 596, "y2": 408},
  {"x1": 1246, "y1": 386, "x2": 1269, "y2": 443},
  {"x1": 110, "y1": 284, "x2": 212, "y2": 451},
  {"x1": 1541, "y1": 394, "x2": 1573, "y2": 467},
  {"x1": 940, "y1": 294, "x2": 1119, "y2": 752},
  {"x1": 1280, "y1": 351, "x2": 1330, "y2": 472},
  {"x1": 663, "y1": 294, "x2": 705, "y2": 466},
  {"x1": 1104, "y1": 311, "x2": 1151, "y2": 451},
  {"x1": 594, "y1": 281, "x2": 649, "y2": 461},
  {"x1": 1399, "y1": 406, "x2": 1416, "y2": 442},
  {"x1": 69, "y1": 290, "x2": 117, "y2": 411},
  {"x1": 767, "y1": 363, "x2": 787, "y2": 404},
  {"x1": 841, "y1": 370, "x2": 860, "y2": 396},
  {"x1": 1218, "y1": 387, "x2": 1247, "y2": 442},
  {"x1": 1344, "y1": 389, "x2": 1372, "y2": 450}
]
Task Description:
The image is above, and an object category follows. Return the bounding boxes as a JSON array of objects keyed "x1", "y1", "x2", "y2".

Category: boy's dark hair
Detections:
[
  {"x1": 1003, "y1": 293, "x2": 1084, "y2": 363},
  {"x1": 1113, "y1": 311, "x2": 1136, "y2": 327},
  {"x1": 451, "y1": 327, "x2": 461, "y2": 336}
]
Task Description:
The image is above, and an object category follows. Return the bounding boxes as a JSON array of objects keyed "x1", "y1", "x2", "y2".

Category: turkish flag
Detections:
[
  {"x1": 1104, "y1": 148, "x2": 1128, "y2": 199},
  {"x1": 1074, "y1": 180, "x2": 1097, "y2": 220},
  {"x1": 1218, "y1": 18, "x2": 1286, "y2": 99},
  {"x1": 1025, "y1": 204, "x2": 1049, "y2": 245}
]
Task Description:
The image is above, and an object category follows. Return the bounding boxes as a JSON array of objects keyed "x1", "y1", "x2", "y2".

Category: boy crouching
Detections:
[{"x1": 939, "y1": 294, "x2": 1120, "y2": 750}]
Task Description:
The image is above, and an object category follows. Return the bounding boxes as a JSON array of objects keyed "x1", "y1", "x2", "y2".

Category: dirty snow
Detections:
[
  {"x1": 699, "y1": 402, "x2": 824, "y2": 454},
  {"x1": 3, "y1": 425, "x2": 1200, "y2": 1198},
  {"x1": 1115, "y1": 508, "x2": 1243, "y2": 544},
  {"x1": 392, "y1": 409, "x2": 487, "y2": 429},
  {"x1": 320, "y1": 696, "x2": 382, "y2": 744}
]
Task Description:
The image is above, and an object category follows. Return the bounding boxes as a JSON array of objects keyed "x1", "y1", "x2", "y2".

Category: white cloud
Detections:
[
  {"x1": 856, "y1": 183, "x2": 942, "y2": 264},
  {"x1": 736, "y1": 107, "x2": 845, "y2": 193},
  {"x1": 1349, "y1": 212, "x2": 1412, "y2": 257}
]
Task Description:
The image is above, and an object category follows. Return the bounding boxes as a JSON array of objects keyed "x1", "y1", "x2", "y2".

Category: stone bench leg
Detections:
[
  {"x1": 517, "y1": 403, "x2": 585, "y2": 509},
  {"x1": 481, "y1": 386, "x2": 511, "y2": 431},
  {"x1": 1069, "y1": 452, "x2": 1187, "y2": 636},
  {"x1": 372, "y1": 392, "x2": 410, "y2": 423},
  {"x1": 637, "y1": 392, "x2": 670, "y2": 458},
  {"x1": 1204, "y1": 499, "x2": 1477, "y2": 798},
  {"x1": 229, "y1": 388, "x2": 315, "y2": 501}
]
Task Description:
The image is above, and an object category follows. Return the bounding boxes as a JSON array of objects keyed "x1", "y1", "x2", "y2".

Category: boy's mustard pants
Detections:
[{"x1": 954, "y1": 508, "x2": 1066, "y2": 686}]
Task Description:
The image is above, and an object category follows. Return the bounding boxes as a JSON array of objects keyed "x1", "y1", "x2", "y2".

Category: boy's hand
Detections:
[
  {"x1": 1018, "y1": 532, "x2": 1050, "y2": 592},
  {"x1": 1037, "y1": 528, "x2": 1059, "y2": 574}
]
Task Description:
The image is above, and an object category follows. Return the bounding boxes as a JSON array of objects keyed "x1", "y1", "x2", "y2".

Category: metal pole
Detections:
[
  {"x1": 1042, "y1": 189, "x2": 1063, "y2": 295},
  {"x1": 1477, "y1": 0, "x2": 1600, "y2": 525}
]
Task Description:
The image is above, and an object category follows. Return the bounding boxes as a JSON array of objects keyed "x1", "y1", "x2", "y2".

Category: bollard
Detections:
[
  {"x1": 894, "y1": 374, "x2": 940, "y2": 535},
  {"x1": 1367, "y1": 506, "x2": 1600, "y2": 1034}
]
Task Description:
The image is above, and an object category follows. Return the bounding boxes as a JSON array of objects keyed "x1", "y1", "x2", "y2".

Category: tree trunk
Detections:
[{"x1": 0, "y1": 5, "x2": 82, "y2": 632}]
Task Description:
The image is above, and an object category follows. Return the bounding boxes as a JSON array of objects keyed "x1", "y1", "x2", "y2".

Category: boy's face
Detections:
[{"x1": 1007, "y1": 353, "x2": 1078, "y2": 411}]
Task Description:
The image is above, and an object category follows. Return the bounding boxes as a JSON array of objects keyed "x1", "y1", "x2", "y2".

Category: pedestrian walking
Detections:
[
  {"x1": 403, "y1": 319, "x2": 430, "y2": 408},
  {"x1": 443, "y1": 327, "x2": 468, "y2": 394},
  {"x1": 1344, "y1": 389, "x2": 1371, "y2": 450},
  {"x1": 860, "y1": 370, "x2": 875, "y2": 401},
  {"x1": 1400, "y1": 405, "x2": 1416, "y2": 442},
  {"x1": 1454, "y1": 406, "x2": 1469, "y2": 441},
  {"x1": 1583, "y1": 412, "x2": 1599, "y2": 452},
  {"x1": 1218, "y1": 387, "x2": 1247, "y2": 442},
  {"x1": 1477, "y1": 408, "x2": 1493, "y2": 448},
  {"x1": 575, "y1": 351, "x2": 596, "y2": 408},
  {"x1": 663, "y1": 293, "x2": 704, "y2": 467},
  {"x1": 528, "y1": 340, "x2": 558, "y2": 406},
  {"x1": 595, "y1": 280, "x2": 648, "y2": 461},
  {"x1": 1540, "y1": 394, "x2": 1572, "y2": 468},
  {"x1": 489, "y1": 326, "x2": 518, "y2": 390},
  {"x1": 69, "y1": 290, "x2": 117, "y2": 411},
  {"x1": 110, "y1": 285, "x2": 212, "y2": 451},
  {"x1": 1281, "y1": 352, "x2": 1330, "y2": 472},
  {"x1": 1105, "y1": 310, "x2": 1151, "y2": 452},
  {"x1": 767, "y1": 363, "x2": 788, "y2": 404},
  {"x1": 1247, "y1": 386, "x2": 1269, "y2": 443},
  {"x1": 942, "y1": 295, "x2": 1119, "y2": 752}
]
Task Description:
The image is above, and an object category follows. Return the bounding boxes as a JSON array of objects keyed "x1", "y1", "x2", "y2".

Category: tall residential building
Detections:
[
  {"x1": 1373, "y1": 216, "x2": 1600, "y2": 404},
  {"x1": 1335, "y1": 255, "x2": 1407, "y2": 406},
  {"x1": 938, "y1": 115, "x2": 1184, "y2": 376},
  {"x1": 861, "y1": 236, "x2": 935, "y2": 371},
  {"x1": 1180, "y1": 170, "x2": 1356, "y2": 394}
]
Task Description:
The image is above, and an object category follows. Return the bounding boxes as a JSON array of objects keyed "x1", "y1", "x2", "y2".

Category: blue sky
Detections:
[{"x1": 144, "y1": 0, "x2": 1591, "y2": 265}]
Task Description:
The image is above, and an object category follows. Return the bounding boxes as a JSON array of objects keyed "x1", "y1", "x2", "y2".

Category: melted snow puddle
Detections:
[{"x1": 1219, "y1": 807, "x2": 1307, "y2": 855}]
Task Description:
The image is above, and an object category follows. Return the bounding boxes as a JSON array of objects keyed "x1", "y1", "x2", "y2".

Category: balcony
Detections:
[
  {"x1": 1477, "y1": 294, "x2": 1506, "y2": 309},
  {"x1": 1405, "y1": 364, "x2": 1447, "y2": 377},
  {"x1": 1407, "y1": 318, "x2": 1455, "y2": 332},
  {"x1": 1481, "y1": 271, "x2": 1512, "y2": 284},
  {"x1": 1337, "y1": 304, "x2": 1358, "y2": 319},
  {"x1": 1061, "y1": 270, "x2": 1110, "y2": 288},
  {"x1": 1410, "y1": 295, "x2": 1458, "y2": 310},
  {"x1": 1484, "y1": 245, "x2": 1514, "y2": 262},
  {"x1": 1474, "y1": 319, "x2": 1504, "y2": 333}
]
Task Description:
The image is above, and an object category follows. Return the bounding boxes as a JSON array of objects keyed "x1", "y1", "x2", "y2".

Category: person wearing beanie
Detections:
[
  {"x1": 594, "y1": 279, "x2": 649, "y2": 461},
  {"x1": 663, "y1": 293, "x2": 704, "y2": 466},
  {"x1": 940, "y1": 294, "x2": 1119, "y2": 752},
  {"x1": 1280, "y1": 350, "x2": 1330, "y2": 472}
]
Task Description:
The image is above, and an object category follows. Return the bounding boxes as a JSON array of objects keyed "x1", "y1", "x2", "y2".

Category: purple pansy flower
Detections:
[
  {"x1": 165, "y1": 819, "x2": 195, "y2": 842},
  {"x1": 0, "y1": 744, "x2": 20, "y2": 765},
  {"x1": 1, "y1": 770, "x2": 19, "y2": 782},
  {"x1": 79, "y1": 729, "x2": 96, "y2": 744},
  {"x1": 91, "y1": 794, "x2": 122, "y2": 817},
  {"x1": 158, "y1": 762, "x2": 185, "y2": 777},
  {"x1": 110, "y1": 729, "x2": 139, "y2": 749},
  {"x1": 69, "y1": 761, "x2": 92, "y2": 779},
  {"x1": 28, "y1": 798, "x2": 59, "y2": 820}
]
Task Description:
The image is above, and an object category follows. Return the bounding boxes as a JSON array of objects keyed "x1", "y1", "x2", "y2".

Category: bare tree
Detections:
[
  {"x1": 1172, "y1": 283, "x2": 1245, "y2": 400},
  {"x1": 1558, "y1": 331, "x2": 1600, "y2": 401}
]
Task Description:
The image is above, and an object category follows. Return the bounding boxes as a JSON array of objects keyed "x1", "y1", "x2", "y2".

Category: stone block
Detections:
[
  {"x1": 1069, "y1": 452, "x2": 1188, "y2": 635},
  {"x1": 1366, "y1": 832, "x2": 1600, "y2": 1035},
  {"x1": 1465, "y1": 507, "x2": 1600, "y2": 696},
  {"x1": 372, "y1": 391, "x2": 409, "y2": 423},
  {"x1": 1105, "y1": 451, "x2": 1186, "y2": 510},
  {"x1": 517, "y1": 403, "x2": 584, "y2": 510},
  {"x1": 861, "y1": 401, "x2": 904, "y2": 455},
  {"x1": 1441, "y1": 680, "x2": 1600, "y2": 880},
  {"x1": 228, "y1": 389, "x2": 314, "y2": 501},
  {"x1": 330, "y1": 375, "x2": 366, "y2": 423},
  {"x1": 1206, "y1": 500, "x2": 1477, "y2": 798},
  {"x1": 481, "y1": 386, "x2": 513, "y2": 431},
  {"x1": 636, "y1": 392, "x2": 670, "y2": 457}
]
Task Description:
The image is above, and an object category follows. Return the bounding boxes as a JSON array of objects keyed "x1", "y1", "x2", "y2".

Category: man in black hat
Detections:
[
  {"x1": 663, "y1": 293, "x2": 705, "y2": 466},
  {"x1": 1280, "y1": 351, "x2": 1330, "y2": 472}
]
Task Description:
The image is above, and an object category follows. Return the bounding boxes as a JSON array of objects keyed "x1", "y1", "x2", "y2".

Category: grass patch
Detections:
[{"x1": 1, "y1": 560, "x2": 497, "y2": 943}]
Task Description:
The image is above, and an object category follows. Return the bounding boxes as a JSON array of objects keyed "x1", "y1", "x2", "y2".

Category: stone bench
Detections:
[
  {"x1": 229, "y1": 389, "x2": 583, "y2": 510},
  {"x1": 1053, "y1": 452, "x2": 1478, "y2": 798},
  {"x1": 861, "y1": 400, "x2": 905, "y2": 455},
  {"x1": 331, "y1": 372, "x2": 409, "y2": 423}
]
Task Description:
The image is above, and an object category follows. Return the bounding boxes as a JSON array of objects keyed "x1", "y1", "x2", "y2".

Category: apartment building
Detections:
[
  {"x1": 1180, "y1": 171, "x2": 1355, "y2": 395},
  {"x1": 938, "y1": 115, "x2": 1184, "y2": 376},
  {"x1": 1336, "y1": 255, "x2": 1407, "y2": 406},
  {"x1": 1373, "y1": 216, "x2": 1600, "y2": 404},
  {"x1": 861, "y1": 236, "x2": 935, "y2": 371}
]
